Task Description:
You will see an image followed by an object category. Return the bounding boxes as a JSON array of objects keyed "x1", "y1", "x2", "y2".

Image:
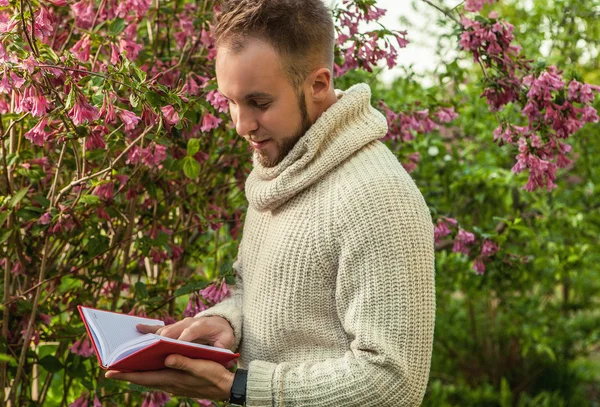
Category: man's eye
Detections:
[{"x1": 254, "y1": 102, "x2": 271, "y2": 110}]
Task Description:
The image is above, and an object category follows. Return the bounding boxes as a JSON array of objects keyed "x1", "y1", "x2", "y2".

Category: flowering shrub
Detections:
[{"x1": 0, "y1": 0, "x2": 598, "y2": 406}]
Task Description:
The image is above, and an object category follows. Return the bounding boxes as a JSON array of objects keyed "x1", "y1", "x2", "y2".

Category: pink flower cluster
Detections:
[
  {"x1": 69, "y1": 337, "x2": 94, "y2": 357},
  {"x1": 69, "y1": 394, "x2": 102, "y2": 407},
  {"x1": 497, "y1": 68, "x2": 600, "y2": 191},
  {"x1": 459, "y1": 9, "x2": 600, "y2": 191},
  {"x1": 141, "y1": 391, "x2": 171, "y2": 407},
  {"x1": 200, "y1": 281, "x2": 230, "y2": 305},
  {"x1": 464, "y1": 0, "x2": 497, "y2": 13},
  {"x1": 380, "y1": 101, "x2": 458, "y2": 143},
  {"x1": 183, "y1": 293, "x2": 208, "y2": 317},
  {"x1": 435, "y1": 217, "x2": 500, "y2": 274},
  {"x1": 126, "y1": 142, "x2": 168, "y2": 168},
  {"x1": 334, "y1": 1, "x2": 408, "y2": 76}
]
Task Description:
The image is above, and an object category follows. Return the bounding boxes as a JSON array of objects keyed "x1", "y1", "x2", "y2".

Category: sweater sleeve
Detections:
[
  {"x1": 195, "y1": 254, "x2": 244, "y2": 352},
  {"x1": 245, "y1": 172, "x2": 436, "y2": 407}
]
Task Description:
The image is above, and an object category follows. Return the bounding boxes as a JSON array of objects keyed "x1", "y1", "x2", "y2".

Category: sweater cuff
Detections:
[
  {"x1": 246, "y1": 360, "x2": 277, "y2": 407},
  {"x1": 194, "y1": 300, "x2": 243, "y2": 351}
]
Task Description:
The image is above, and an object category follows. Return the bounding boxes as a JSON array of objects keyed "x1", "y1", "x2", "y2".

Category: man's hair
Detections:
[{"x1": 214, "y1": 0, "x2": 336, "y2": 89}]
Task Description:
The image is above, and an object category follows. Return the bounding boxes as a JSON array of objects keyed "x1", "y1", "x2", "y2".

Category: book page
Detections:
[{"x1": 81, "y1": 307, "x2": 164, "y2": 364}]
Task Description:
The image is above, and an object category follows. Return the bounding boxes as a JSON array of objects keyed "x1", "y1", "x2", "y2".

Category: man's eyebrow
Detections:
[{"x1": 218, "y1": 90, "x2": 273, "y2": 100}]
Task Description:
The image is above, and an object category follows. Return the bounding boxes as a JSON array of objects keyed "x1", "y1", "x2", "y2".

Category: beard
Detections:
[{"x1": 256, "y1": 89, "x2": 313, "y2": 168}]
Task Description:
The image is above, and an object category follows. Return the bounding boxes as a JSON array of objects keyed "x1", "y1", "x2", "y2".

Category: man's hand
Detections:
[
  {"x1": 105, "y1": 355, "x2": 234, "y2": 400},
  {"x1": 137, "y1": 316, "x2": 235, "y2": 350}
]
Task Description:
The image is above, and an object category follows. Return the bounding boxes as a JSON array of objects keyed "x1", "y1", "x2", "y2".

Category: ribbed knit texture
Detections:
[{"x1": 197, "y1": 83, "x2": 435, "y2": 406}]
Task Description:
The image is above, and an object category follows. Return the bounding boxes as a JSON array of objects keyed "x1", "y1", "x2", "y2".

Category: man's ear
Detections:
[{"x1": 308, "y1": 68, "x2": 332, "y2": 102}]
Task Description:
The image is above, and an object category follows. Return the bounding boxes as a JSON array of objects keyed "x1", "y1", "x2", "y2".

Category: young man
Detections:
[{"x1": 106, "y1": 0, "x2": 436, "y2": 405}]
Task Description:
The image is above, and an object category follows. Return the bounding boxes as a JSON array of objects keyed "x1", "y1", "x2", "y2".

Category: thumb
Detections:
[{"x1": 165, "y1": 354, "x2": 193, "y2": 372}]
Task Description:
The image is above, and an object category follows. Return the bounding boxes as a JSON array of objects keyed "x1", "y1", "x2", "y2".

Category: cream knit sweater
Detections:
[{"x1": 198, "y1": 83, "x2": 435, "y2": 406}]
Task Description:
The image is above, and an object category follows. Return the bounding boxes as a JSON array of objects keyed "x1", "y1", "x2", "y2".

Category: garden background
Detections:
[{"x1": 0, "y1": 0, "x2": 598, "y2": 405}]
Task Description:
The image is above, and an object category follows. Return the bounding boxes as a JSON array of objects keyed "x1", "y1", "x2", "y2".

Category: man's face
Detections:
[{"x1": 216, "y1": 38, "x2": 312, "y2": 167}]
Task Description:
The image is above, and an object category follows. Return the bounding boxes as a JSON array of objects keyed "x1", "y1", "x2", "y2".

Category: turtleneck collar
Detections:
[{"x1": 245, "y1": 83, "x2": 388, "y2": 212}]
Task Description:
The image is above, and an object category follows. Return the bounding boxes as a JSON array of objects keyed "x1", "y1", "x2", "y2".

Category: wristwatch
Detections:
[{"x1": 229, "y1": 368, "x2": 248, "y2": 406}]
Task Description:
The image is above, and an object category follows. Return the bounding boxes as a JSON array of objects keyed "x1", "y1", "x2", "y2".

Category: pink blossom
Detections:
[
  {"x1": 38, "y1": 212, "x2": 52, "y2": 225},
  {"x1": 0, "y1": 99, "x2": 8, "y2": 114},
  {"x1": 472, "y1": 257, "x2": 486, "y2": 274},
  {"x1": 0, "y1": 72, "x2": 11, "y2": 94},
  {"x1": 47, "y1": 0, "x2": 68, "y2": 5},
  {"x1": 110, "y1": 43, "x2": 121, "y2": 65},
  {"x1": 161, "y1": 105, "x2": 180, "y2": 126},
  {"x1": 436, "y1": 107, "x2": 459, "y2": 123},
  {"x1": 69, "y1": 337, "x2": 94, "y2": 357},
  {"x1": 197, "y1": 400, "x2": 213, "y2": 407},
  {"x1": 94, "y1": 183, "x2": 114, "y2": 201},
  {"x1": 452, "y1": 228, "x2": 476, "y2": 255},
  {"x1": 10, "y1": 72, "x2": 25, "y2": 89},
  {"x1": 141, "y1": 391, "x2": 171, "y2": 407},
  {"x1": 464, "y1": 0, "x2": 496, "y2": 13},
  {"x1": 68, "y1": 95, "x2": 99, "y2": 126},
  {"x1": 119, "y1": 38, "x2": 143, "y2": 61},
  {"x1": 99, "y1": 93, "x2": 116, "y2": 124},
  {"x1": 71, "y1": 35, "x2": 92, "y2": 62},
  {"x1": 69, "y1": 394, "x2": 89, "y2": 407},
  {"x1": 71, "y1": 0, "x2": 95, "y2": 29},
  {"x1": 86, "y1": 125, "x2": 107, "y2": 150},
  {"x1": 206, "y1": 90, "x2": 229, "y2": 113},
  {"x1": 200, "y1": 282, "x2": 230, "y2": 304},
  {"x1": 401, "y1": 152, "x2": 420, "y2": 174},
  {"x1": 34, "y1": 7, "x2": 54, "y2": 38},
  {"x1": 184, "y1": 293, "x2": 208, "y2": 317},
  {"x1": 0, "y1": 0, "x2": 8, "y2": 7},
  {"x1": 24, "y1": 117, "x2": 51, "y2": 146},
  {"x1": 434, "y1": 219, "x2": 453, "y2": 243},
  {"x1": 201, "y1": 113, "x2": 222, "y2": 132},
  {"x1": 118, "y1": 109, "x2": 141, "y2": 130},
  {"x1": 481, "y1": 240, "x2": 499, "y2": 257},
  {"x1": 126, "y1": 144, "x2": 141, "y2": 165},
  {"x1": 139, "y1": 143, "x2": 168, "y2": 167},
  {"x1": 92, "y1": 395, "x2": 101, "y2": 407}
]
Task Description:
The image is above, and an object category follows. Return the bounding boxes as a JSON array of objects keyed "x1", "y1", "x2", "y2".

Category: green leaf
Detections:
[
  {"x1": 187, "y1": 138, "x2": 200, "y2": 156},
  {"x1": 39, "y1": 355, "x2": 63, "y2": 373},
  {"x1": 183, "y1": 157, "x2": 201, "y2": 179},
  {"x1": 130, "y1": 93, "x2": 140, "y2": 108},
  {"x1": 80, "y1": 195, "x2": 100, "y2": 205},
  {"x1": 144, "y1": 91, "x2": 161, "y2": 106},
  {"x1": 109, "y1": 18, "x2": 127, "y2": 36},
  {"x1": 135, "y1": 281, "x2": 148, "y2": 299},
  {"x1": 32, "y1": 195, "x2": 51, "y2": 208},
  {"x1": 174, "y1": 281, "x2": 206, "y2": 297},
  {"x1": 9, "y1": 187, "x2": 29, "y2": 209},
  {"x1": 0, "y1": 211, "x2": 9, "y2": 227},
  {"x1": 0, "y1": 353, "x2": 16, "y2": 367},
  {"x1": 0, "y1": 230, "x2": 12, "y2": 245},
  {"x1": 65, "y1": 88, "x2": 76, "y2": 110},
  {"x1": 132, "y1": 64, "x2": 147, "y2": 82}
]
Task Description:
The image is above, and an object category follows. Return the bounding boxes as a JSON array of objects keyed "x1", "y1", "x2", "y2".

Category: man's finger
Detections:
[
  {"x1": 105, "y1": 369, "x2": 173, "y2": 387},
  {"x1": 164, "y1": 354, "x2": 202, "y2": 375},
  {"x1": 136, "y1": 324, "x2": 162, "y2": 334}
]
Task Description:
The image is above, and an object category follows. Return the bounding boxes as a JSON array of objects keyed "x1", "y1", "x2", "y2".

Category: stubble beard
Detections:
[{"x1": 256, "y1": 90, "x2": 313, "y2": 168}]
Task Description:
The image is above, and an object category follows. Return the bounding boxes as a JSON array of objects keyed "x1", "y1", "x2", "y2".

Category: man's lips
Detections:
[{"x1": 249, "y1": 139, "x2": 271, "y2": 149}]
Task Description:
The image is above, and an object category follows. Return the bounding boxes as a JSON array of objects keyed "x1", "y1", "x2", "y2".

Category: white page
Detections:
[{"x1": 81, "y1": 307, "x2": 164, "y2": 364}]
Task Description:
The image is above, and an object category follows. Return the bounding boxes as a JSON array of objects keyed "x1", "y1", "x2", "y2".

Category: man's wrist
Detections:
[{"x1": 229, "y1": 368, "x2": 248, "y2": 406}]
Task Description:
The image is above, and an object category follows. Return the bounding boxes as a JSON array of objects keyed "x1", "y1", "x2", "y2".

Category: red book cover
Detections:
[{"x1": 77, "y1": 306, "x2": 239, "y2": 372}]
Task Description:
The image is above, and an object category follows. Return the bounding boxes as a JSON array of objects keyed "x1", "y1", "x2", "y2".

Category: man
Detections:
[{"x1": 106, "y1": 0, "x2": 436, "y2": 405}]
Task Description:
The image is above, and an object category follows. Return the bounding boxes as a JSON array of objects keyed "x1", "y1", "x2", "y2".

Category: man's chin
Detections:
[{"x1": 256, "y1": 151, "x2": 282, "y2": 168}]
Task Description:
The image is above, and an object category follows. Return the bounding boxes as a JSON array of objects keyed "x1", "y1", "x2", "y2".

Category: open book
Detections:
[{"x1": 77, "y1": 306, "x2": 239, "y2": 372}]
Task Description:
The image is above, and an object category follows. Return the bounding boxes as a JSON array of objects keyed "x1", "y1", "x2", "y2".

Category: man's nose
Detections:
[{"x1": 233, "y1": 106, "x2": 259, "y2": 137}]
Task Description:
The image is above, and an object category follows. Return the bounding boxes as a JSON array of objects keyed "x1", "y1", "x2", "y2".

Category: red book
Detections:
[{"x1": 77, "y1": 306, "x2": 239, "y2": 372}]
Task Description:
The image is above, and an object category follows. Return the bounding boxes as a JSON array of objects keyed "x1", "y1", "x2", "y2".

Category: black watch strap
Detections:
[{"x1": 229, "y1": 368, "x2": 248, "y2": 406}]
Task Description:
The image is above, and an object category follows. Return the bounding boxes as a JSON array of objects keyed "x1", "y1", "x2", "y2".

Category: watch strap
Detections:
[{"x1": 229, "y1": 368, "x2": 248, "y2": 406}]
